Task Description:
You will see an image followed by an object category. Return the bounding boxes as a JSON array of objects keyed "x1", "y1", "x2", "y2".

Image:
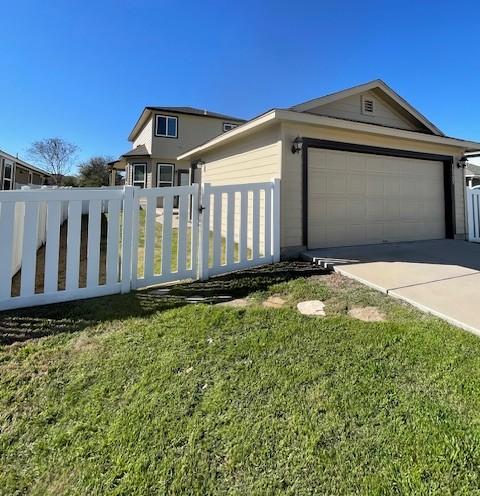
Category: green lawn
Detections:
[{"x1": 2, "y1": 262, "x2": 480, "y2": 494}]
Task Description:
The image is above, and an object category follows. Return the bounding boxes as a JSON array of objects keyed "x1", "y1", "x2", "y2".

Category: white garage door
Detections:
[{"x1": 307, "y1": 148, "x2": 445, "y2": 249}]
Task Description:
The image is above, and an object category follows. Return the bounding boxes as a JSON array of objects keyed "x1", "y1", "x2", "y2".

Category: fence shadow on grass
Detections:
[{"x1": 0, "y1": 261, "x2": 327, "y2": 346}]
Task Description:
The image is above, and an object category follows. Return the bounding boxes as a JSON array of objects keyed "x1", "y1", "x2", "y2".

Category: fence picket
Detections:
[
  {"x1": 252, "y1": 189, "x2": 260, "y2": 260},
  {"x1": 20, "y1": 202, "x2": 39, "y2": 297},
  {"x1": 177, "y1": 193, "x2": 188, "y2": 273},
  {"x1": 226, "y1": 192, "x2": 235, "y2": 266},
  {"x1": 44, "y1": 201, "x2": 61, "y2": 293},
  {"x1": 107, "y1": 199, "x2": 121, "y2": 285},
  {"x1": 264, "y1": 187, "x2": 272, "y2": 260},
  {"x1": 144, "y1": 196, "x2": 156, "y2": 279},
  {"x1": 65, "y1": 200, "x2": 82, "y2": 291},
  {"x1": 86, "y1": 199, "x2": 102, "y2": 288},
  {"x1": 213, "y1": 192, "x2": 222, "y2": 266},
  {"x1": 161, "y1": 195, "x2": 173, "y2": 276},
  {"x1": 0, "y1": 202, "x2": 15, "y2": 299}
]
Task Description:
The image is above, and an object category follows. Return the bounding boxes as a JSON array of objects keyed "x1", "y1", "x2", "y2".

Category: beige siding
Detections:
[
  {"x1": 202, "y1": 126, "x2": 282, "y2": 185},
  {"x1": 132, "y1": 118, "x2": 153, "y2": 153},
  {"x1": 281, "y1": 123, "x2": 467, "y2": 250},
  {"x1": 306, "y1": 90, "x2": 425, "y2": 132},
  {"x1": 201, "y1": 126, "x2": 282, "y2": 251},
  {"x1": 151, "y1": 114, "x2": 243, "y2": 159}
]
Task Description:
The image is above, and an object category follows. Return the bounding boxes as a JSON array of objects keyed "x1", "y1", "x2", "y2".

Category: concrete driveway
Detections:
[{"x1": 303, "y1": 240, "x2": 480, "y2": 335}]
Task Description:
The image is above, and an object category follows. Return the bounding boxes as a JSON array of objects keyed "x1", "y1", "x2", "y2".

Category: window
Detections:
[
  {"x1": 132, "y1": 163, "x2": 146, "y2": 188},
  {"x1": 157, "y1": 163, "x2": 174, "y2": 187},
  {"x1": 2, "y1": 160, "x2": 13, "y2": 190},
  {"x1": 28, "y1": 172, "x2": 33, "y2": 184},
  {"x1": 155, "y1": 115, "x2": 178, "y2": 138},
  {"x1": 223, "y1": 122, "x2": 238, "y2": 132}
]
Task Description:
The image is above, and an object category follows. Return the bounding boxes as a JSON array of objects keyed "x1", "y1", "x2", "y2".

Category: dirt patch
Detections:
[
  {"x1": 348, "y1": 306, "x2": 386, "y2": 322},
  {"x1": 11, "y1": 215, "x2": 108, "y2": 297},
  {"x1": 217, "y1": 298, "x2": 250, "y2": 308}
]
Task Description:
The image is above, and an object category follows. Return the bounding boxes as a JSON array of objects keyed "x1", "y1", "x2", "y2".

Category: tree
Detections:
[
  {"x1": 28, "y1": 138, "x2": 78, "y2": 185},
  {"x1": 77, "y1": 156, "x2": 113, "y2": 187},
  {"x1": 62, "y1": 175, "x2": 80, "y2": 187}
]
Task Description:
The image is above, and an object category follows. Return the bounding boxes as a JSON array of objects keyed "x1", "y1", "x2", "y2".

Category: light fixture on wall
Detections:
[
  {"x1": 291, "y1": 136, "x2": 303, "y2": 154},
  {"x1": 457, "y1": 156, "x2": 468, "y2": 169}
]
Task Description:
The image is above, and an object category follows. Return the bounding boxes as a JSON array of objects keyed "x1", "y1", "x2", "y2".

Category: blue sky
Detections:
[{"x1": 1, "y1": 0, "x2": 480, "y2": 170}]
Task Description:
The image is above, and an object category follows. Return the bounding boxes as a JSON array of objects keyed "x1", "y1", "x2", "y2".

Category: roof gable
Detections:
[{"x1": 290, "y1": 80, "x2": 444, "y2": 136}]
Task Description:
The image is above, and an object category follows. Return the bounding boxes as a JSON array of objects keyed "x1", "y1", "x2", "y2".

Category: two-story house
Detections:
[{"x1": 110, "y1": 107, "x2": 245, "y2": 188}]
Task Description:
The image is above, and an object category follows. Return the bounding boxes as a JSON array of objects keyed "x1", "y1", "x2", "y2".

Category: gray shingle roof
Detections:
[
  {"x1": 145, "y1": 106, "x2": 245, "y2": 122},
  {"x1": 466, "y1": 162, "x2": 480, "y2": 176},
  {"x1": 121, "y1": 144, "x2": 150, "y2": 157}
]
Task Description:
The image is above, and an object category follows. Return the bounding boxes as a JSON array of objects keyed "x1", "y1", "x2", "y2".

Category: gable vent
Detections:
[{"x1": 361, "y1": 96, "x2": 376, "y2": 115}]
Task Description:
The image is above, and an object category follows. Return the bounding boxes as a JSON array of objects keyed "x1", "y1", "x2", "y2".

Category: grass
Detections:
[{"x1": 2, "y1": 262, "x2": 480, "y2": 494}]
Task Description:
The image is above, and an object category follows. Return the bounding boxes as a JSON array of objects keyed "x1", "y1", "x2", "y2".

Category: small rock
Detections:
[
  {"x1": 297, "y1": 300, "x2": 326, "y2": 316},
  {"x1": 217, "y1": 298, "x2": 249, "y2": 308},
  {"x1": 262, "y1": 295, "x2": 287, "y2": 309},
  {"x1": 348, "y1": 306, "x2": 386, "y2": 322}
]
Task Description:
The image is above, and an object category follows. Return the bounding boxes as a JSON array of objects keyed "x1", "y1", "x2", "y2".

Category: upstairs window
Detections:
[
  {"x1": 155, "y1": 115, "x2": 178, "y2": 138},
  {"x1": 223, "y1": 122, "x2": 238, "y2": 132}
]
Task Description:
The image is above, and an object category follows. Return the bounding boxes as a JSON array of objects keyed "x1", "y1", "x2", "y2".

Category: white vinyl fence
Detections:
[
  {"x1": 467, "y1": 186, "x2": 480, "y2": 243},
  {"x1": 0, "y1": 179, "x2": 280, "y2": 311}
]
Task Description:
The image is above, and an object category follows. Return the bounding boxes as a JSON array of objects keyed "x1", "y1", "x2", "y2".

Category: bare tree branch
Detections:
[{"x1": 27, "y1": 138, "x2": 78, "y2": 185}]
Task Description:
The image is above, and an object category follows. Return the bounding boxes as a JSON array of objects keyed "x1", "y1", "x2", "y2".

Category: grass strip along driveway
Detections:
[{"x1": 2, "y1": 262, "x2": 480, "y2": 494}]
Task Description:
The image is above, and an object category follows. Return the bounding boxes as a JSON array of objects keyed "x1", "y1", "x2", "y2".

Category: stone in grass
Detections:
[
  {"x1": 297, "y1": 300, "x2": 326, "y2": 316},
  {"x1": 348, "y1": 306, "x2": 386, "y2": 322},
  {"x1": 217, "y1": 298, "x2": 250, "y2": 308},
  {"x1": 262, "y1": 295, "x2": 287, "y2": 309}
]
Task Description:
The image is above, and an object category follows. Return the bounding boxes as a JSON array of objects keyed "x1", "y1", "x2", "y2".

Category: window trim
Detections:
[
  {"x1": 157, "y1": 163, "x2": 174, "y2": 188},
  {"x1": 132, "y1": 163, "x2": 147, "y2": 188},
  {"x1": 223, "y1": 122, "x2": 238, "y2": 132},
  {"x1": 155, "y1": 114, "x2": 178, "y2": 138}
]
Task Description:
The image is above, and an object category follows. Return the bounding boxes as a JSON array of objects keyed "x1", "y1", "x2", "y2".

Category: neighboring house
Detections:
[
  {"x1": 178, "y1": 80, "x2": 480, "y2": 257},
  {"x1": 110, "y1": 107, "x2": 245, "y2": 189},
  {"x1": 465, "y1": 159, "x2": 480, "y2": 188},
  {"x1": 0, "y1": 149, "x2": 51, "y2": 190}
]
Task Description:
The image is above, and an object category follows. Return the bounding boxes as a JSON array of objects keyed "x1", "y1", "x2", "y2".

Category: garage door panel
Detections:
[{"x1": 308, "y1": 149, "x2": 445, "y2": 248}]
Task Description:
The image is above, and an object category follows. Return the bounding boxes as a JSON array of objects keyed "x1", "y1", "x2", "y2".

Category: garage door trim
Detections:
[{"x1": 301, "y1": 138, "x2": 455, "y2": 247}]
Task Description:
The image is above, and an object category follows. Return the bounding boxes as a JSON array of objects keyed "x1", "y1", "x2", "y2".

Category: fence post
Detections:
[
  {"x1": 121, "y1": 185, "x2": 135, "y2": 293},
  {"x1": 271, "y1": 177, "x2": 281, "y2": 263},
  {"x1": 198, "y1": 182, "x2": 211, "y2": 281}
]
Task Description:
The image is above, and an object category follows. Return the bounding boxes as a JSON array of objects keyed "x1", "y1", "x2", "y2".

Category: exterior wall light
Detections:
[
  {"x1": 291, "y1": 136, "x2": 303, "y2": 154},
  {"x1": 457, "y1": 156, "x2": 468, "y2": 169}
]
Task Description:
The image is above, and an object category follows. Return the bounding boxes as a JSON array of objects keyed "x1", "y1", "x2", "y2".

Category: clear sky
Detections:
[{"x1": 1, "y1": 0, "x2": 480, "y2": 170}]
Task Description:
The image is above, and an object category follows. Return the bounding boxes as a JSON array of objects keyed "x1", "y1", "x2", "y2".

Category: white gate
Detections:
[
  {"x1": 0, "y1": 179, "x2": 280, "y2": 310},
  {"x1": 467, "y1": 187, "x2": 480, "y2": 242},
  {"x1": 131, "y1": 184, "x2": 199, "y2": 289}
]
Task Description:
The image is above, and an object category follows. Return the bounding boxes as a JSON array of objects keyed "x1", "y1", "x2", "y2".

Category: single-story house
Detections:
[
  {"x1": 465, "y1": 155, "x2": 480, "y2": 188},
  {"x1": 0, "y1": 148, "x2": 51, "y2": 190},
  {"x1": 178, "y1": 80, "x2": 480, "y2": 258}
]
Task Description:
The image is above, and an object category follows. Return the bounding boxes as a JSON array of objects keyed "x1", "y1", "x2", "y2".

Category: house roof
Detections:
[
  {"x1": 0, "y1": 148, "x2": 51, "y2": 176},
  {"x1": 177, "y1": 108, "x2": 480, "y2": 161},
  {"x1": 466, "y1": 162, "x2": 480, "y2": 177},
  {"x1": 128, "y1": 106, "x2": 246, "y2": 142},
  {"x1": 121, "y1": 144, "x2": 150, "y2": 157},
  {"x1": 289, "y1": 79, "x2": 444, "y2": 136}
]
